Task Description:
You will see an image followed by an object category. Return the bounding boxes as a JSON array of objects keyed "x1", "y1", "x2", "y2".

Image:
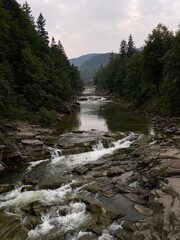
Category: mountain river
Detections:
[{"x1": 0, "y1": 87, "x2": 157, "y2": 239}]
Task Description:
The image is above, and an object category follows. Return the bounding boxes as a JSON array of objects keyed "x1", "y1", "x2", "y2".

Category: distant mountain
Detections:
[
  {"x1": 79, "y1": 53, "x2": 111, "y2": 81},
  {"x1": 70, "y1": 53, "x2": 111, "y2": 82},
  {"x1": 69, "y1": 53, "x2": 99, "y2": 67}
]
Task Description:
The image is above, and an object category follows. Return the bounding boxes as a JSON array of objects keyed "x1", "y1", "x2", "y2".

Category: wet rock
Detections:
[
  {"x1": 124, "y1": 193, "x2": 147, "y2": 205},
  {"x1": 134, "y1": 204, "x2": 153, "y2": 216},
  {"x1": 72, "y1": 166, "x2": 88, "y2": 175},
  {"x1": 119, "y1": 171, "x2": 134, "y2": 185},
  {"x1": 17, "y1": 132, "x2": 36, "y2": 139},
  {"x1": 0, "y1": 160, "x2": 6, "y2": 171},
  {"x1": 56, "y1": 130, "x2": 115, "y2": 150},
  {"x1": 76, "y1": 231, "x2": 96, "y2": 240},
  {"x1": 107, "y1": 167, "x2": 125, "y2": 177},
  {"x1": 58, "y1": 102, "x2": 72, "y2": 114},
  {"x1": 0, "y1": 211, "x2": 28, "y2": 240},
  {"x1": 21, "y1": 139, "x2": 44, "y2": 146},
  {"x1": 159, "y1": 148, "x2": 180, "y2": 158},
  {"x1": 79, "y1": 97, "x2": 88, "y2": 101},
  {"x1": 1, "y1": 144, "x2": 22, "y2": 166},
  {"x1": 71, "y1": 102, "x2": 80, "y2": 112},
  {"x1": 0, "y1": 184, "x2": 14, "y2": 193},
  {"x1": 21, "y1": 139, "x2": 49, "y2": 161}
]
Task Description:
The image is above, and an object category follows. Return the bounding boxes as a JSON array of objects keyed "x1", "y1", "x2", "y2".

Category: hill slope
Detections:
[
  {"x1": 69, "y1": 53, "x2": 99, "y2": 67},
  {"x1": 79, "y1": 53, "x2": 111, "y2": 81},
  {"x1": 70, "y1": 53, "x2": 111, "y2": 81}
]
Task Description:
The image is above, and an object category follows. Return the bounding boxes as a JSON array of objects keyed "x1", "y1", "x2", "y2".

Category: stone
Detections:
[
  {"x1": 159, "y1": 148, "x2": 180, "y2": 158},
  {"x1": 21, "y1": 139, "x2": 43, "y2": 145},
  {"x1": 119, "y1": 171, "x2": 134, "y2": 185},
  {"x1": 1, "y1": 145, "x2": 22, "y2": 165},
  {"x1": 134, "y1": 204, "x2": 153, "y2": 216},
  {"x1": 125, "y1": 193, "x2": 147, "y2": 205},
  {"x1": 107, "y1": 167, "x2": 125, "y2": 177},
  {"x1": 72, "y1": 166, "x2": 88, "y2": 174},
  {"x1": 0, "y1": 184, "x2": 14, "y2": 193}
]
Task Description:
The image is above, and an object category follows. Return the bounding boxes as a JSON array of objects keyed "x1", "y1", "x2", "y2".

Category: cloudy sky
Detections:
[{"x1": 17, "y1": 0, "x2": 180, "y2": 58}]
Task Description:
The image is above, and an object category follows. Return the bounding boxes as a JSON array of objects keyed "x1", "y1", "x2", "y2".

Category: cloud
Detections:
[{"x1": 17, "y1": 0, "x2": 180, "y2": 58}]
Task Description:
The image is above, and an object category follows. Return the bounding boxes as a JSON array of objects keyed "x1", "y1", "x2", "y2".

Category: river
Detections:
[
  {"x1": 0, "y1": 87, "x2": 155, "y2": 240},
  {"x1": 54, "y1": 87, "x2": 152, "y2": 135}
]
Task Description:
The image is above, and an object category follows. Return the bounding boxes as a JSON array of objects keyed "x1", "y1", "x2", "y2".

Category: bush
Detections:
[{"x1": 39, "y1": 107, "x2": 58, "y2": 127}]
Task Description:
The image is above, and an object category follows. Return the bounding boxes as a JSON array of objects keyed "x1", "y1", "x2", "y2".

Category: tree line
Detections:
[
  {"x1": 94, "y1": 24, "x2": 180, "y2": 116},
  {"x1": 0, "y1": 0, "x2": 84, "y2": 125}
]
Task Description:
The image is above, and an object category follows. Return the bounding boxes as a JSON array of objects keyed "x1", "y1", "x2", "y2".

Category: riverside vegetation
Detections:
[
  {"x1": 94, "y1": 24, "x2": 180, "y2": 116},
  {"x1": 0, "y1": 0, "x2": 84, "y2": 126}
]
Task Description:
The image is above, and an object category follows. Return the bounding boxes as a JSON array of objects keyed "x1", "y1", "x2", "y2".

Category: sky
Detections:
[{"x1": 17, "y1": 0, "x2": 180, "y2": 59}]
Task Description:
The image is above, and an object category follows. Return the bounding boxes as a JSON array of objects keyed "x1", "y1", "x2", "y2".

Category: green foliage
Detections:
[
  {"x1": 36, "y1": 13, "x2": 49, "y2": 45},
  {"x1": 162, "y1": 31, "x2": 180, "y2": 115},
  {"x1": 124, "y1": 52, "x2": 143, "y2": 103},
  {"x1": 143, "y1": 23, "x2": 174, "y2": 94},
  {"x1": 0, "y1": 0, "x2": 83, "y2": 125},
  {"x1": 94, "y1": 24, "x2": 179, "y2": 116},
  {"x1": 38, "y1": 108, "x2": 58, "y2": 127}
]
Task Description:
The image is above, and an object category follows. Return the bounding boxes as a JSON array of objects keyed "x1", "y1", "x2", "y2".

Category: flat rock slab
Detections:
[
  {"x1": 17, "y1": 132, "x2": 36, "y2": 138},
  {"x1": 134, "y1": 204, "x2": 153, "y2": 216},
  {"x1": 159, "y1": 148, "x2": 180, "y2": 158},
  {"x1": 21, "y1": 139, "x2": 43, "y2": 146},
  {"x1": 56, "y1": 130, "x2": 120, "y2": 149},
  {"x1": 163, "y1": 160, "x2": 180, "y2": 169},
  {"x1": 119, "y1": 171, "x2": 134, "y2": 184},
  {"x1": 167, "y1": 177, "x2": 180, "y2": 195}
]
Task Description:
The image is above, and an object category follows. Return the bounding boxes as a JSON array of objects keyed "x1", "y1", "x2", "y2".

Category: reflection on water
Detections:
[
  {"x1": 55, "y1": 87, "x2": 152, "y2": 135},
  {"x1": 78, "y1": 99, "x2": 108, "y2": 131}
]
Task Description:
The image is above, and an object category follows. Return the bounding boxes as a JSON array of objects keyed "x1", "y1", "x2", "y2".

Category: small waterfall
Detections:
[
  {"x1": 0, "y1": 132, "x2": 138, "y2": 239},
  {"x1": 92, "y1": 140, "x2": 105, "y2": 151},
  {"x1": 50, "y1": 132, "x2": 137, "y2": 168},
  {"x1": 49, "y1": 147, "x2": 63, "y2": 160}
]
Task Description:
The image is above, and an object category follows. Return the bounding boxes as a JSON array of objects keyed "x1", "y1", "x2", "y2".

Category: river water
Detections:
[
  {"x1": 55, "y1": 87, "x2": 152, "y2": 135},
  {"x1": 0, "y1": 87, "x2": 154, "y2": 239}
]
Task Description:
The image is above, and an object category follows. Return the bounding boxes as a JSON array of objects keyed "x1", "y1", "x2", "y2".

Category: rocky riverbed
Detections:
[{"x1": 0, "y1": 115, "x2": 180, "y2": 239}]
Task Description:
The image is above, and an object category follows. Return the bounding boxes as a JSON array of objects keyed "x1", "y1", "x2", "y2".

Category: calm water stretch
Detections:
[
  {"x1": 0, "y1": 87, "x2": 156, "y2": 239},
  {"x1": 55, "y1": 87, "x2": 153, "y2": 135}
]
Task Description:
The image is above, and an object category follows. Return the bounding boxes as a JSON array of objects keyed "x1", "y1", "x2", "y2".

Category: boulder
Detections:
[
  {"x1": 1, "y1": 144, "x2": 22, "y2": 165},
  {"x1": 0, "y1": 184, "x2": 14, "y2": 193}
]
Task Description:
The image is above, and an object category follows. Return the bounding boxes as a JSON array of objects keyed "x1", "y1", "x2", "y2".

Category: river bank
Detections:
[{"x1": 0, "y1": 90, "x2": 180, "y2": 239}]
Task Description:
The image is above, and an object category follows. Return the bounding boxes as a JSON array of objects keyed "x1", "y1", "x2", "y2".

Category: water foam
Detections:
[
  {"x1": 0, "y1": 181, "x2": 74, "y2": 209},
  {"x1": 51, "y1": 133, "x2": 136, "y2": 168},
  {"x1": 27, "y1": 202, "x2": 90, "y2": 239}
]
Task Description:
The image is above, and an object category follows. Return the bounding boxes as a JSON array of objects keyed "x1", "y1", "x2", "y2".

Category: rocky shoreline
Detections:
[{"x1": 0, "y1": 102, "x2": 180, "y2": 239}]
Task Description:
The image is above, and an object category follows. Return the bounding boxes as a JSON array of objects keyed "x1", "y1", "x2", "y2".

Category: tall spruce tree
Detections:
[
  {"x1": 127, "y1": 34, "x2": 136, "y2": 57},
  {"x1": 120, "y1": 39, "x2": 127, "y2": 59},
  {"x1": 22, "y1": 1, "x2": 34, "y2": 24},
  {"x1": 36, "y1": 13, "x2": 49, "y2": 44}
]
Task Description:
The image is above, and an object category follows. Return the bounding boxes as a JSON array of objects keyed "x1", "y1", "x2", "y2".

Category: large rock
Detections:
[
  {"x1": 0, "y1": 144, "x2": 22, "y2": 166},
  {"x1": 0, "y1": 184, "x2": 14, "y2": 194}
]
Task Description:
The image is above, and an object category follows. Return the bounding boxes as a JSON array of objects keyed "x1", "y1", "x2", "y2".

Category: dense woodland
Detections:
[
  {"x1": 0, "y1": 0, "x2": 84, "y2": 125},
  {"x1": 94, "y1": 24, "x2": 180, "y2": 116}
]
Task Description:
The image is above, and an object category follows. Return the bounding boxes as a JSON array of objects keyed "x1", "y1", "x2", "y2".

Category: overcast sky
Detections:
[{"x1": 17, "y1": 0, "x2": 180, "y2": 58}]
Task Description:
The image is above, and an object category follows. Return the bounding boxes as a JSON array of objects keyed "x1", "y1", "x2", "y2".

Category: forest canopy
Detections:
[
  {"x1": 94, "y1": 24, "x2": 180, "y2": 116},
  {"x1": 0, "y1": 0, "x2": 84, "y2": 125}
]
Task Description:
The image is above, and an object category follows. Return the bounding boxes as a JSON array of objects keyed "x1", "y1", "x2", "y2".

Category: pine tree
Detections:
[
  {"x1": 22, "y1": 1, "x2": 34, "y2": 24},
  {"x1": 127, "y1": 34, "x2": 136, "y2": 57},
  {"x1": 120, "y1": 39, "x2": 127, "y2": 59},
  {"x1": 51, "y1": 36, "x2": 56, "y2": 47},
  {"x1": 36, "y1": 13, "x2": 49, "y2": 44}
]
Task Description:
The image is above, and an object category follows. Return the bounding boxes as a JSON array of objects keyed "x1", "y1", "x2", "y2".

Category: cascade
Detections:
[{"x1": 0, "y1": 133, "x2": 137, "y2": 239}]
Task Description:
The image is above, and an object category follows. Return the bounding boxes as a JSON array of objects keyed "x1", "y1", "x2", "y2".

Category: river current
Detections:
[{"x1": 0, "y1": 87, "x2": 154, "y2": 239}]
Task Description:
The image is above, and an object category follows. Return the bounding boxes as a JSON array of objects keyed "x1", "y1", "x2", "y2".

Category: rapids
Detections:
[{"x1": 0, "y1": 87, "x2": 153, "y2": 239}]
